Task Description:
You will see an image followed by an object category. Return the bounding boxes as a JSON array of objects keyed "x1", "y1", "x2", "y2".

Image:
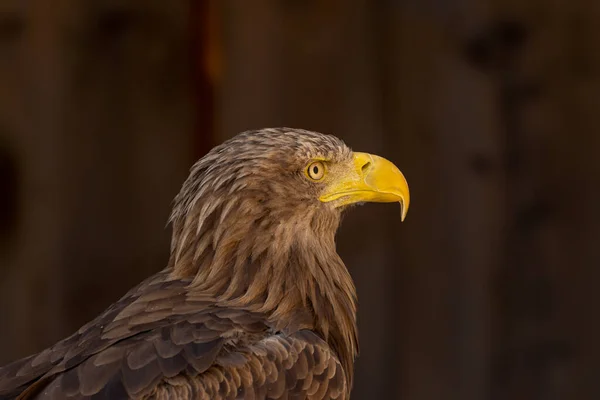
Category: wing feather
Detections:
[
  {"x1": 150, "y1": 330, "x2": 348, "y2": 400},
  {"x1": 1, "y1": 273, "x2": 348, "y2": 400},
  {"x1": 0, "y1": 273, "x2": 269, "y2": 399}
]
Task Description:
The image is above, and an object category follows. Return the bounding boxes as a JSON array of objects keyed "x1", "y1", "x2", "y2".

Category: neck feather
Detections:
[{"x1": 168, "y1": 195, "x2": 358, "y2": 386}]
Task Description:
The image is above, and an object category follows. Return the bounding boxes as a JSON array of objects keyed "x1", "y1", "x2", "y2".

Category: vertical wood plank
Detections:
[
  {"x1": 0, "y1": 0, "x2": 195, "y2": 364},
  {"x1": 375, "y1": 3, "x2": 501, "y2": 399}
]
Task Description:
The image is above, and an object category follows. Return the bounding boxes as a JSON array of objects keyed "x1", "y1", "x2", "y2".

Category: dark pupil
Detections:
[{"x1": 312, "y1": 165, "x2": 319, "y2": 175}]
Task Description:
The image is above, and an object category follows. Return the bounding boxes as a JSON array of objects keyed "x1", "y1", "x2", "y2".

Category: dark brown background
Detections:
[{"x1": 1, "y1": 1, "x2": 598, "y2": 399}]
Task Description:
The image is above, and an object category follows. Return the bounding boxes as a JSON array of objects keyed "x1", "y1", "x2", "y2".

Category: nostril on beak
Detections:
[{"x1": 361, "y1": 161, "x2": 372, "y2": 174}]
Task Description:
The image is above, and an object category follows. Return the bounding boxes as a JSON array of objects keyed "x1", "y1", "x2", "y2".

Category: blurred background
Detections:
[{"x1": 1, "y1": 0, "x2": 598, "y2": 399}]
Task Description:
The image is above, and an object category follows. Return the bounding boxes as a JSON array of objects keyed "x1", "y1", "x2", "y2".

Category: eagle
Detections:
[{"x1": 0, "y1": 128, "x2": 409, "y2": 399}]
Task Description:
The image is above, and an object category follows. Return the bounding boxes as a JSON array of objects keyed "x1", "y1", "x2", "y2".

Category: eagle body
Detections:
[{"x1": 0, "y1": 129, "x2": 409, "y2": 399}]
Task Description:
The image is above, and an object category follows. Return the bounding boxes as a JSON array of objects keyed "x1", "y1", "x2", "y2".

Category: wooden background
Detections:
[{"x1": 1, "y1": 1, "x2": 599, "y2": 399}]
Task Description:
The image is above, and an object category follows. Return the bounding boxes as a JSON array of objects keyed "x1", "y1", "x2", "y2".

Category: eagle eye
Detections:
[{"x1": 306, "y1": 161, "x2": 325, "y2": 181}]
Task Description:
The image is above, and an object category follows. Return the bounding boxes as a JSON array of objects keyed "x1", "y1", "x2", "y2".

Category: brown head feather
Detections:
[{"x1": 168, "y1": 128, "x2": 358, "y2": 387}]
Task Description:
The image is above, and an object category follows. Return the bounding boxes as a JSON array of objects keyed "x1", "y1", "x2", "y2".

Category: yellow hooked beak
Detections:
[{"x1": 319, "y1": 152, "x2": 410, "y2": 221}]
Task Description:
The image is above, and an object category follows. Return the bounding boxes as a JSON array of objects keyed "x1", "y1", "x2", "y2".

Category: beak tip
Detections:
[{"x1": 400, "y1": 198, "x2": 409, "y2": 222}]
